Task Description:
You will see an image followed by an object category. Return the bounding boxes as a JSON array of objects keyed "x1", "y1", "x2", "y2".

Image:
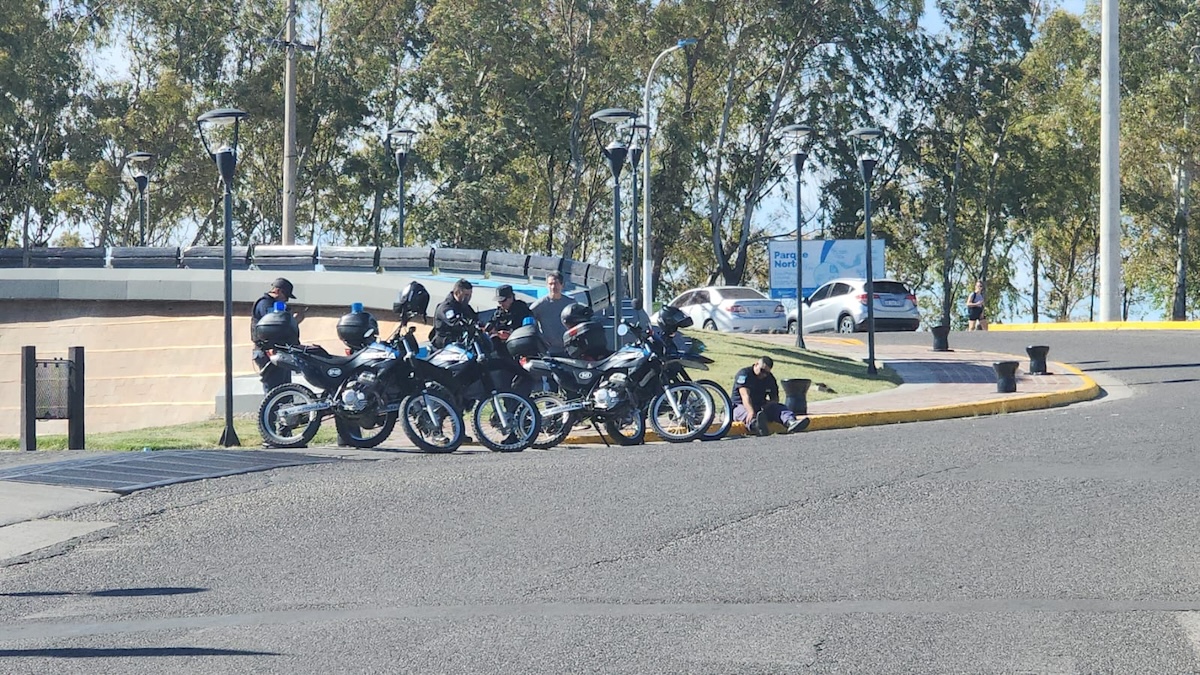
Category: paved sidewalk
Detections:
[{"x1": 563, "y1": 333, "x2": 1099, "y2": 441}]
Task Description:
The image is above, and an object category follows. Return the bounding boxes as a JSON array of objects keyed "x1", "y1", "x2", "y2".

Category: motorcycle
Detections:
[
  {"x1": 388, "y1": 301, "x2": 540, "y2": 453},
  {"x1": 256, "y1": 340, "x2": 466, "y2": 453},
  {"x1": 525, "y1": 321, "x2": 715, "y2": 448},
  {"x1": 655, "y1": 307, "x2": 733, "y2": 441}
]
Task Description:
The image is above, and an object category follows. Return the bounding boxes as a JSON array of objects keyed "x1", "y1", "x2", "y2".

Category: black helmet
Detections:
[
  {"x1": 560, "y1": 303, "x2": 594, "y2": 329},
  {"x1": 394, "y1": 281, "x2": 431, "y2": 319},
  {"x1": 655, "y1": 306, "x2": 693, "y2": 334}
]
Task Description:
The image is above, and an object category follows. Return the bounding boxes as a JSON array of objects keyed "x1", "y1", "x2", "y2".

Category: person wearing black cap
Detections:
[
  {"x1": 488, "y1": 284, "x2": 533, "y2": 336},
  {"x1": 251, "y1": 278, "x2": 306, "y2": 393}
]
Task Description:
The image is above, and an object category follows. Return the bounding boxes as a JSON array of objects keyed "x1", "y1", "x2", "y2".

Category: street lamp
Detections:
[
  {"x1": 628, "y1": 121, "x2": 649, "y2": 305},
  {"x1": 847, "y1": 126, "x2": 884, "y2": 375},
  {"x1": 197, "y1": 107, "x2": 248, "y2": 447},
  {"x1": 387, "y1": 127, "x2": 416, "y2": 247},
  {"x1": 779, "y1": 124, "x2": 812, "y2": 349},
  {"x1": 125, "y1": 151, "x2": 155, "y2": 246},
  {"x1": 641, "y1": 37, "x2": 697, "y2": 311},
  {"x1": 589, "y1": 107, "x2": 639, "y2": 345}
]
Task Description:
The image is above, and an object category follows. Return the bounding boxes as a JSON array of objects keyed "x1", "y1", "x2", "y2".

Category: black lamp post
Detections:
[
  {"x1": 125, "y1": 151, "x2": 155, "y2": 246},
  {"x1": 589, "y1": 107, "x2": 639, "y2": 345},
  {"x1": 197, "y1": 107, "x2": 248, "y2": 447},
  {"x1": 847, "y1": 126, "x2": 884, "y2": 375},
  {"x1": 628, "y1": 121, "x2": 649, "y2": 306},
  {"x1": 779, "y1": 124, "x2": 812, "y2": 349},
  {"x1": 387, "y1": 127, "x2": 416, "y2": 247}
]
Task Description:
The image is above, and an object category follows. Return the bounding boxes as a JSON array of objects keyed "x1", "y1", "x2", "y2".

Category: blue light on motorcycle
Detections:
[{"x1": 522, "y1": 316, "x2": 535, "y2": 326}]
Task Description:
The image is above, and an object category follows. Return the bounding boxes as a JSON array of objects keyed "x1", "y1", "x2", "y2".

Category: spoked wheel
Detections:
[
  {"x1": 473, "y1": 392, "x2": 541, "y2": 452},
  {"x1": 399, "y1": 391, "x2": 464, "y2": 453},
  {"x1": 648, "y1": 382, "x2": 713, "y2": 443},
  {"x1": 531, "y1": 391, "x2": 574, "y2": 450},
  {"x1": 258, "y1": 383, "x2": 323, "y2": 449},
  {"x1": 838, "y1": 314, "x2": 857, "y2": 333},
  {"x1": 334, "y1": 410, "x2": 397, "y2": 449},
  {"x1": 694, "y1": 379, "x2": 733, "y2": 441},
  {"x1": 603, "y1": 407, "x2": 645, "y2": 446}
]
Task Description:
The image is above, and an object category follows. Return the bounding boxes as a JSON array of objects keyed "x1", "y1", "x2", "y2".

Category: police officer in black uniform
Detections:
[
  {"x1": 431, "y1": 278, "x2": 478, "y2": 349},
  {"x1": 488, "y1": 284, "x2": 534, "y2": 335},
  {"x1": 731, "y1": 355, "x2": 810, "y2": 436},
  {"x1": 251, "y1": 278, "x2": 305, "y2": 393}
]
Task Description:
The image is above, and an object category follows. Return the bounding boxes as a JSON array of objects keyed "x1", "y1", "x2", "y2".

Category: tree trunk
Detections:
[
  {"x1": 1032, "y1": 241, "x2": 1040, "y2": 323},
  {"x1": 1171, "y1": 157, "x2": 1190, "y2": 320}
]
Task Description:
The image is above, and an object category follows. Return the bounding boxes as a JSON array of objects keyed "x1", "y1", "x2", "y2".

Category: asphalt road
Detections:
[{"x1": 2, "y1": 330, "x2": 1199, "y2": 673}]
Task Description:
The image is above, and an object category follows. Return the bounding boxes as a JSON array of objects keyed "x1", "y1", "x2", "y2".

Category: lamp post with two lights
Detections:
[
  {"x1": 125, "y1": 151, "x2": 155, "y2": 246},
  {"x1": 778, "y1": 124, "x2": 812, "y2": 349},
  {"x1": 589, "y1": 107, "x2": 639, "y2": 345},
  {"x1": 387, "y1": 127, "x2": 417, "y2": 247},
  {"x1": 846, "y1": 127, "x2": 884, "y2": 375}
]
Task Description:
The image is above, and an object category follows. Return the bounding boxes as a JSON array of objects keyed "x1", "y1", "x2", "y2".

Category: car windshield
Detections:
[
  {"x1": 871, "y1": 281, "x2": 910, "y2": 295},
  {"x1": 718, "y1": 288, "x2": 767, "y2": 300}
]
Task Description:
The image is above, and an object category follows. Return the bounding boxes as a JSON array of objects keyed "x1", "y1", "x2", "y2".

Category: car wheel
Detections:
[
  {"x1": 787, "y1": 320, "x2": 797, "y2": 334},
  {"x1": 703, "y1": 319, "x2": 718, "y2": 331},
  {"x1": 837, "y1": 314, "x2": 856, "y2": 333}
]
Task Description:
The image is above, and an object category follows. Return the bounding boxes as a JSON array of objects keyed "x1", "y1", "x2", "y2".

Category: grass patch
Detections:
[
  {"x1": 678, "y1": 329, "x2": 900, "y2": 400},
  {"x1": 0, "y1": 417, "x2": 340, "y2": 452},
  {"x1": 0, "y1": 331, "x2": 897, "y2": 451}
]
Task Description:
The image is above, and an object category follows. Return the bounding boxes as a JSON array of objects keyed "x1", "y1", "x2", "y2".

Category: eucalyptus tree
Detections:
[
  {"x1": 1119, "y1": 0, "x2": 1200, "y2": 319},
  {"x1": 0, "y1": 0, "x2": 88, "y2": 247}
]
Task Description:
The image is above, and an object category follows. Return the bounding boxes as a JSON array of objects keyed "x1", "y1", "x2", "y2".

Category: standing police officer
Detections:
[{"x1": 251, "y1": 278, "x2": 305, "y2": 393}]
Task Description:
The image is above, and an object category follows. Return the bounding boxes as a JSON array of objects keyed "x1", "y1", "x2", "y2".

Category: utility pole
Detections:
[
  {"x1": 1098, "y1": 0, "x2": 1122, "y2": 321},
  {"x1": 281, "y1": 0, "x2": 298, "y2": 245},
  {"x1": 265, "y1": 0, "x2": 313, "y2": 245}
]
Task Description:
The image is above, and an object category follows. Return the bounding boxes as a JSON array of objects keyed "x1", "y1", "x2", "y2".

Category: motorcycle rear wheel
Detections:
[
  {"x1": 473, "y1": 392, "x2": 541, "y2": 452},
  {"x1": 258, "y1": 383, "x2": 323, "y2": 449},
  {"x1": 399, "y1": 392, "x2": 464, "y2": 453},
  {"x1": 531, "y1": 391, "x2": 574, "y2": 449}
]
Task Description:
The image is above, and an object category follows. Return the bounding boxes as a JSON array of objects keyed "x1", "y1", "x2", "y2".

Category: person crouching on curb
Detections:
[{"x1": 732, "y1": 356, "x2": 810, "y2": 436}]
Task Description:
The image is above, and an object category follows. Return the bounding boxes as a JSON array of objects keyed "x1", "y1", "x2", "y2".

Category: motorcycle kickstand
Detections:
[{"x1": 589, "y1": 419, "x2": 612, "y2": 448}]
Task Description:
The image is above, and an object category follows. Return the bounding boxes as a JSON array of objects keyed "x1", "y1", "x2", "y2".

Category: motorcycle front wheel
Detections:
[
  {"x1": 258, "y1": 383, "x2": 323, "y2": 449},
  {"x1": 473, "y1": 392, "x2": 541, "y2": 452},
  {"x1": 648, "y1": 382, "x2": 714, "y2": 443},
  {"x1": 399, "y1": 391, "x2": 464, "y2": 453},
  {"x1": 694, "y1": 379, "x2": 733, "y2": 441},
  {"x1": 334, "y1": 410, "x2": 397, "y2": 449},
  {"x1": 603, "y1": 407, "x2": 645, "y2": 446}
]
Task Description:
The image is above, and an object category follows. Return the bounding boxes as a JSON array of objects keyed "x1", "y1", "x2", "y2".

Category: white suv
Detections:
[{"x1": 787, "y1": 278, "x2": 920, "y2": 334}]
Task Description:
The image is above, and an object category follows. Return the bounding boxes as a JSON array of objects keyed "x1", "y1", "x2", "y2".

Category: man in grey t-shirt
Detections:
[{"x1": 530, "y1": 271, "x2": 575, "y2": 353}]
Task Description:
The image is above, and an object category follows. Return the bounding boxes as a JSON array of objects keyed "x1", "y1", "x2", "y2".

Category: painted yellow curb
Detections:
[
  {"x1": 559, "y1": 362, "x2": 1101, "y2": 444},
  {"x1": 990, "y1": 321, "x2": 1200, "y2": 331}
]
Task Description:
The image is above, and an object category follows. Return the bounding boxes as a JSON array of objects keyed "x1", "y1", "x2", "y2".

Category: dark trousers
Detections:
[
  {"x1": 256, "y1": 354, "x2": 292, "y2": 394},
  {"x1": 733, "y1": 402, "x2": 795, "y2": 428}
]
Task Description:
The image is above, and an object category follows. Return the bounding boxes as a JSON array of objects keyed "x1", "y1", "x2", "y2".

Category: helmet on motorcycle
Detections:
[
  {"x1": 560, "y1": 303, "x2": 594, "y2": 329},
  {"x1": 564, "y1": 320, "x2": 610, "y2": 360},
  {"x1": 393, "y1": 281, "x2": 431, "y2": 320},
  {"x1": 655, "y1": 306, "x2": 693, "y2": 334}
]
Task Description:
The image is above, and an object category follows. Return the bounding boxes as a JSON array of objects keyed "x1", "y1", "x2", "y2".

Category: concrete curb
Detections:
[
  {"x1": 990, "y1": 321, "x2": 1200, "y2": 331},
  {"x1": 560, "y1": 361, "x2": 1102, "y2": 445}
]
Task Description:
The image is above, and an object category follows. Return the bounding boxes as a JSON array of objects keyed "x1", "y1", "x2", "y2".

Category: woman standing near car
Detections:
[{"x1": 966, "y1": 281, "x2": 986, "y2": 331}]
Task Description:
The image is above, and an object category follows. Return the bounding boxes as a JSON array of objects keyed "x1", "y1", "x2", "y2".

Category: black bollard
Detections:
[
  {"x1": 1026, "y1": 345, "x2": 1050, "y2": 375},
  {"x1": 931, "y1": 325, "x2": 951, "y2": 352},
  {"x1": 993, "y1": 361, "x2": 1019, "y2": 393},
  {"x1": 781, "y1": 378, "x2": 812, "y2": 415}
]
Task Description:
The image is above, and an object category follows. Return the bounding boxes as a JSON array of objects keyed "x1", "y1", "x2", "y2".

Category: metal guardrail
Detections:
[{"x1": 0, "y1": 245, "x2": 610, "y2": 287}]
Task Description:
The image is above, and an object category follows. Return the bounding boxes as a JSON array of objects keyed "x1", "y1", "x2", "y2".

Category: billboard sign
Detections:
[{"x1": 768, "y1": 239, "x2": 886, "y2": 299}]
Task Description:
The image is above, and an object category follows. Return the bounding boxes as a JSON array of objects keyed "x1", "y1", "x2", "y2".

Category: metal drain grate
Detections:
[{"x1": 0, "y1": 450, "x2": 336, "y2": 494}]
